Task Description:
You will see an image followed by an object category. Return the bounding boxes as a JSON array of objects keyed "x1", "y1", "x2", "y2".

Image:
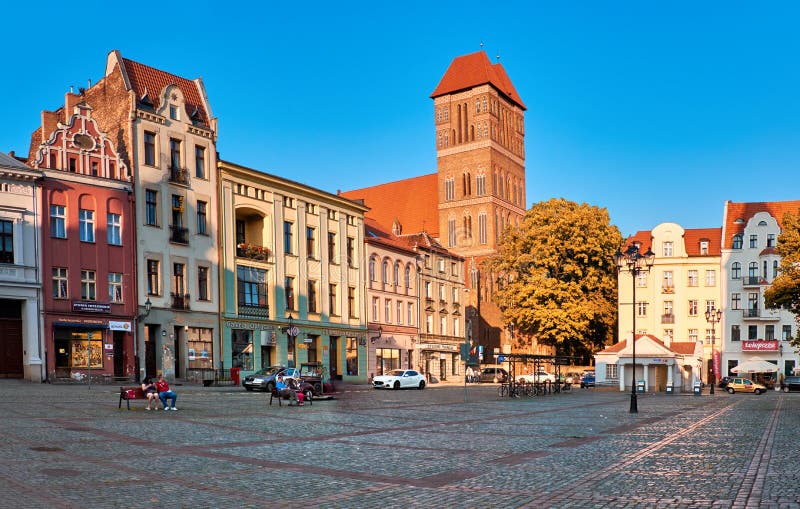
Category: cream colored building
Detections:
[
  {"x1": 218, "y1": 161, "x2": 370, "y2": 384},
  {"x1": 613, "y1": 223, "x2": 719, "y2": 390}
]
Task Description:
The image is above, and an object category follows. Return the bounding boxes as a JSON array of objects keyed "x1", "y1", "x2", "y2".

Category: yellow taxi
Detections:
[{"x1": 725, "y1": 377, "x2": 767, "y2": 394}]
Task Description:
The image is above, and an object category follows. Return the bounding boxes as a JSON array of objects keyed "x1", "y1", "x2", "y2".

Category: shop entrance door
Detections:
[
  {"x1": 329, "y1": 336, "x2": 340, "y2": 380},
  {"x1": 145, "y1": 325, "x2": 157, "y2": 379},
  {"x1": 439, "y1": 358, "x2": 447, "y2": 381},
  {"x1": 113, "y1": 331, "x2": 124, "y2": 377},
  {"x1": 0, "y1": 318, "x2": 23, "y2": 378}
]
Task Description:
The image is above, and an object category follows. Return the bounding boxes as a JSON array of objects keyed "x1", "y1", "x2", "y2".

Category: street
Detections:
[{"x1": 1, "y1": 381, "x2": 799, "y2": 508}]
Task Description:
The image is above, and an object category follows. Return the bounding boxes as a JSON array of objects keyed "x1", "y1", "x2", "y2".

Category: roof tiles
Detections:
[
  {"x1": 723, "y1": 200, "x2": 800, "y2": 249},
  {"x1": 430, "y1": 51, "x2": 525, "y2": 110}
]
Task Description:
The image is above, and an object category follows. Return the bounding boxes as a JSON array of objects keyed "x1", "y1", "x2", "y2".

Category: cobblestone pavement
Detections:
[{"x1": 1, "y1": 380, "x2": 799, "y2": 509}]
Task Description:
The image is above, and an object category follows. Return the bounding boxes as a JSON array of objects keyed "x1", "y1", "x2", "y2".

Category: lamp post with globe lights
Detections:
[
  {"x1": 705, "y1": 308, "x2": 722, "y2": 395},
  {"x1": 614, "y1": 244, "x2": 655, "y2": 414}
]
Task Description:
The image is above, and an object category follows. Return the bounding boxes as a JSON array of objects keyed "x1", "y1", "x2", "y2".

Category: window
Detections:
[
  {"x1": 687, "y1": 270, "x2": 698, "y2": 287},
  {"x1": 662, "y1": 241, "x2": 673, "y2": 257},
  {"x1": 636, "y1": 302, "x2": 648, "y2": 317},
  {"x1": 748, "y1": 262, "x2": 758, "y2": 279},
  {"x1": 285, "y1": 276, "x2": 295, "y2": 310},
  {"x1": 454, "y1": 317, "x2": 460, "y2": 337},
  {"x1": 765, "y1": 325, "x2": 775, "y2": 341},
  {"x1": 783, "y1": 325, "x2": 792, "y2": 341},
  {"x1": 145, "y1": 190, "x2": 158, "y2": 226},
  {"x1": 405, "y1": 266, "x2": 411, "y2": 289},
  {"x1": 171, "y1": 195, "x2": 184, "y2": 228},
  {"x1": 700, "y1": 240, "x2": 709, "y2": 255},
  {"x1": 476, "y1": 174, "x2": 486, "y2": 195},
  {"x1": 106, "y1": 272, "x2": 123, "y2": 303},
  {"x1": 368, "y1": 257, "x2": 377, "y2": 283},
  {"x1": 394, "y1": 263, "x2": 400, "y2": 288},
  {"x1": 706, "y1": 300, "x2": 716, "y2": 314},
  {"x1": 79, "y1": 209, "x2": 95, "y2": 242},
  {"x1": 767, "y1": 234, "x2": 776, "y2": 248},
  {"x1": 0, "y1": 220, "x2": 12, "y2": 263},
  {"x1": 636, "y1": 271, "x2": 647, "y2": 287},
  {"x1": 52, "y1": 267, "x2": 68, "y2": 299},
  {"x1": 663, "y1": 271, "x2": 673, "y2": 290},
  {"x1": 439, "y1": 284, "x2": 447, "y2": 301},
  {"x1": 424, "y1": 281, "x2": 432, "y2": 299},
  {"x1": 773, "y1": 260, "x2": 779, "y2": 279},
  {"x1": 169, "y1": 138, "x2": 181, "y2": 169},
  {"x1": 705, "y1": 329, "x2": 713, "y2": 345},
  {"x1": 50, "y1": 205, "x2": 66, "y2": 238},
  {"x1": 407, "y1": 303, "x2": 414, "y2": 325},
  {"x1": 748, "y1": 293, "x2": 758, "y2": 312},
  {"x1": 308, "y1": 280, "x2": 318, "y2": 313},
  {"x1": 731, "y1": 262, "x2": 741, "y2": 279},
  {"x1": 173, "y1": 263, "x2": 185, "y2": 296},
  {"x1": 382, "y1": 260, "x2": 389, "y2": 284},
  {"x1": 346, "y1": 237, "x2": 355, "y2": 267},
  {"x1": 731, "y1": 293, "x2": 741, "y2": 310},
  {"x1": 749, "y1": 234, "x2": 757, "y2": 248},
  {"x1": 147, "y1": 259, "x2": 160, "y2": 295},
  {"x1": 384, "y1": 299, "x2": 391, "y2": 323},
  {"x1": 329, "y1": 284, "x2": 337, "y2": 315},
  {"x1": 195, "y1": 145, "x2": 206, "y2": 178},
  {"x1": 688, "y1": 300, "x2": 698, "y2": 316},
  {"x1": 371, "y1": 297, "x2": 379, "y2": 321},
  {"x1": 346, "y1": 337, "x2": 359, "y2": 376},
  {"x1": 231, "y1": 330, "x2": 253, "y2": 370},
  {"x1": 748, "y1": 325, "x2": 757, "y2": 340},
  {"x1": 327, "y1": 232, "x2": 336, "y2": 262},
  {"x1": 440, "y1": 316, "x2": 447, "y2": 335},
  {"x1": 453, "y1": 287, "x2": 460, "y2": 303},
  {"x1": 348, "y1": 286, "x2": 356, "y2": 318},
  {"x1": 197, "y1": 266, "x2": 210, "y2": 301},
  {"x1": 688, "y1": 329, "x2": 698, "y2": 342},
  {"x1": 196, "y1": 201, "x2": 207, "y2": 235},
  {"x1": 448, "y1": 218, "x2": 456, "y2": 247},
  {"x1": 144, "y1": 131, "x2": 156, "y2": 166},
  {"x1": 103, "y1": 213, "x2": 121, "y2": 247},
  {"x1": 81, "y1": 270, "x2": 96, "y2": 300},
  {"x1": 306, "y1": 227, "x2": 316, "y2": 258},
  {"x1": 664, "y1": 329, "x2": 673, "y2": 342},
  {"x1": 731, "y1": 325, "x2": 740, "y2": 341},
  {"x1": 426, "y1": 314, "x2": 433, "y2": 334},
  {"x1": 606, "y1": 364, "x2": 618, "y2": 380},
  {"x1": 396, "y1": 301, "x2": 402, "y2": 324},
  {"x1": 478, "y1": 213, "x2": 487, "y2": 244},
  {"x1": 445, "y1": 178, "x2": 454, "y2": 201},
  {"x1": 283, "y1": 221, "x2": 293, "y2": 254},
  {"x1": 732, "y1": 234, "x2": 743, "y2": 249},
  {"x1": 705, "y1": 270, "x2": 716, "y2": 286},
  {"x1": 169, "y1": 104, "x2": 179, "y2": 120}
]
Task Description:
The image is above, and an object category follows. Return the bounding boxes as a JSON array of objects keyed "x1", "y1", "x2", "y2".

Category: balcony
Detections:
[
  {"x1": 743, "y1": 308, "x2": 780, "y2": 321},
  {"x1": 236, "y1": 243, "x2": 270, "y2": 262},
  {"x1": 168, "y1": 166, "x2": 190, "y2": 186},
  {"x1": 238, "y1": 303, "x2": 269, "y2": 319},
  {"x1": 742, "y1": 276, "x2": 762, "y2": 287},
  {"x1": 661, "y1": 314, "x2": 675, "y2": 324},
  {"x1": 170, "y1": 226, "x2": 189, "y2": 244},
  {"x1": 171, "y1": 292, "x2": 190, "y2": 310},
  {"x1": 661, "y1": 286, "x2": 674, "y2": 294}
]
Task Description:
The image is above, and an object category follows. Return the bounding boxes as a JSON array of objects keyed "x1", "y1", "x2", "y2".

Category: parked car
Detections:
[
  {"x1": 242, "y1": 366, "x2": 299, "y2": 392},
  {"x1": 517, "y1": 371, "x2": 555, "y2": 383},
  {"x1": 565, "y1": 372, "x2": 582, "y2": 385},
  {"x1": 780, "y1": 376, "x2": 800, "y2": 393},
  {"x1": 580, "y1": 372, "x2": 596, "y2": 388},
  {"x1": 726, "y1": 377, "x2": 767, "y2": 394},
  {"x1": 373, "y1": 369, "x2": 426, "y2": 390},
  {"x1": 718, "y1": 376, "x2": 734, "y2": 389},
  {"x1": 479, "y1": 367, "x2": 509, "y2": 383}
]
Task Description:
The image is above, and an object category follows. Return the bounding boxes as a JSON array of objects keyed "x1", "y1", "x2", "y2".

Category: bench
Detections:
[
  {"x1": 269, "y1": 387, "x2": 313, "y2": 407},
  {"x1": 119, "y1": 386, "x2": 151, "y2": 410}
]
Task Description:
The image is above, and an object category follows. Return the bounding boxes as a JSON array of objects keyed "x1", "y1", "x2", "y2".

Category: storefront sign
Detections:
[
  {"x1": 418, "y1": 343, "x2": 459, "y2": 352},
  {"x1": 742, "y1": 340, "x2": 779, "y2": 351},
  {"x1": 109, "y1": 321, "x2": 132, "y2": 331},
  {"x1": 224, "y1": 320, "x2": 274, "y2": 330},
  {"x1": 72, "y1": 301, "x2": 111, "y2": 314},
  {"x1": 104, "y1": 343, "x2": 114, "y2": 351}
]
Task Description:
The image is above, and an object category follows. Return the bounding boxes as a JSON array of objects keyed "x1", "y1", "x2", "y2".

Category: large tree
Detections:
[
  {"x1": 764, "y1": 211, "x2": 800, "y2": 350},
  {"x1": 485, "y1": 198, "x2": 622, "y2": 360}
]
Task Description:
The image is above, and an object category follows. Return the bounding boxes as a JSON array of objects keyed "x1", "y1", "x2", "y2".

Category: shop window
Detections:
[
  {"x1": 54, "y1": 329, "x2": 103, "y2": 370},
  {"x1": 376, "y1": 348, "x2": 400, "y2": 376},
  {"x1": 346, "y1": 337, "x2": 359, "y2": 376},
  {"x1": 231, "y1": 329, "x2": 253, "y2": 370},
  {"x1": 187, "y1": 327, "x2": 213, "y2": 370}
]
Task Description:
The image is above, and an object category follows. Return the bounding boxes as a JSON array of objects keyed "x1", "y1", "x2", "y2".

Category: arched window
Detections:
[
  {"x1": 369, "y1": 257, "x2": 376, "y2": 282},
  {"x1": 382, "y1": 260, "x2": 389, "y2": 284},
  {"x1": 405, "y1": 266, "x2": 411, "y2": 289},
  {"x1": 394, "y1": 263, "x2": 400, "y2": 287}
]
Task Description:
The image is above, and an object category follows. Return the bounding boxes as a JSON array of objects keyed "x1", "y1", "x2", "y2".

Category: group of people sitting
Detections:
[
  {"x1": 141, "y1": 375, "x2": 178, "y2": 411},
  {"x1": 276, "y1": 375, "x2": 306, "y2": 405}
]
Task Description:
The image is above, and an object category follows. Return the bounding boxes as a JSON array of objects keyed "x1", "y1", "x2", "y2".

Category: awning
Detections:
[{"x1": 731, "y1": 359, "x2": 778, "y2": 374}]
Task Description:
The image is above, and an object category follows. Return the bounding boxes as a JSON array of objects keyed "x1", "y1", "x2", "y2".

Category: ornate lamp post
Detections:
[
  {"x1": 614, "y1": 244, "x2": 655, "y2": 413},
  {"x1": 705, "y1": 308, "x2": 722, "y2": 395}
]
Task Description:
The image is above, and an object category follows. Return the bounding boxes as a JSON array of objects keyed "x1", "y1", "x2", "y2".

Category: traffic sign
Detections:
[
  {"x1": 498, "y1": 354, "x2": 505, "y2": 363},
  {"x1": 287, "y1": 326, "x2": 299, "y2": 337}
]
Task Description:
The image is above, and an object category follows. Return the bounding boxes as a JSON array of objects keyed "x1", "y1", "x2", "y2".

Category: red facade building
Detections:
[{"x1": 30, "y1": 98, "x2": 136, "y2": 380}]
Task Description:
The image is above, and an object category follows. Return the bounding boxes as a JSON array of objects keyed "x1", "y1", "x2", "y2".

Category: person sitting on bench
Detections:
[{"x1": 276, "y1": 376, "x2": 300, "y2": 405}]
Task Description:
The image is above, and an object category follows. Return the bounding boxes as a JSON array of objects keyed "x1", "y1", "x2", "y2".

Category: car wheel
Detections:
[
  {"x1": 757, "y1": 389, "x2": 764, "y2": 395},
  {"x1": 394, "y1": 381, "x2": 401, "y2": 390},
  {"x1": 783, "y1": 386, "x2": 790, "y2": 393},
  {"x1": 419, "y1": 381, "x2": 425, "y2": 390},
  {"x1": 727, "y1": 387, "x2": 735, "y2": 394}
]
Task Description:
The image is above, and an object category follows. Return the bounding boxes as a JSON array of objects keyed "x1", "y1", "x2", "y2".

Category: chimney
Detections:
[
  {"x1": 41, "y1": 110, "x2": 60, "y2": 143},
  {"x1": 65, "y1": 92, "x2": 82, "y2": 116}
]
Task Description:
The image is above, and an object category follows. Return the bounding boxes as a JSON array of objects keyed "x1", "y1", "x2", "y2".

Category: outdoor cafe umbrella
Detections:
[{"x1": 731, "y1": 359, "x2": 779, "y2": 374}]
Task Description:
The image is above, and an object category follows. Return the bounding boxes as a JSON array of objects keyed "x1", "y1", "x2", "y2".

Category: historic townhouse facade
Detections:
[
  {"x1": 603, "y1": 223, "x2": 716, "y2": 392},
  {"x1": 66, "y1": 51, "x2": 221, "y2": 382},
  {"x1": 342, "y1": 50, "x2": 532, "y2": 370},
  {"x1": 218, "y1": 160, "x2": 370, "y2": 384},
  {"x1": 28, "y1": 100, "x2": 136, "y2": 381},
  {"x1": 0, "y1": 152, "x2": 42, "y2": 381},
  {"x1": 364, "y1": 218, "x2": 421, "y2": 379},
  {"x1": 720, "y1": 200, "x2": 800, "y2": 380}
]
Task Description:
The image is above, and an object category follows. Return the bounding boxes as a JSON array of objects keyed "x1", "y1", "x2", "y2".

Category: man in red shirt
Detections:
[{"x1": 155, "y1": 375, "x2": 178, "y2": 410}]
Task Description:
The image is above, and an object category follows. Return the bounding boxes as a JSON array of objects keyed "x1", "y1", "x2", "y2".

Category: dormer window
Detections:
[
  {"x1": 169, "y1": 105, "x2": 180, "y2": 121},
  {"x1": 700, "y1": 240, "x2": 709, "y2": 255}
]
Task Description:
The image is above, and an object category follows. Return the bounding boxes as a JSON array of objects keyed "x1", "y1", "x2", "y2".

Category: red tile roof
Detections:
[
  {"x1": 340, "y1": 173, "x2": 439, "y2": 237},
  {"x1": 430, "y1": 51, "x2": 526, "y2": 110},
  {"x1": 625, "y1": 227, "x2": 721, "y2": 256},
  {"x1": 364, "y1": 217, "x2": 418, "y2": 255},
  {"x1": 117, "y1": 56, "x2": 209, "y2": 125},
  {"x1": 722, "y1": 200, "x2": 800, "y2": 249}
]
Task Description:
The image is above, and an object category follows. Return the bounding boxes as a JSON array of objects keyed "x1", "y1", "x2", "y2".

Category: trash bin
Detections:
[
  {"x1": 693, "y1": 381, "x2": 701, "y2": 395},
  {"x1": 665, "y1": 383, "x2": 673, "y2": 394},
  {"x1": 636, "y1": 380, "x2": 646, "y2": 393},
  {"x1": 231, "y1": 367, "x2": 241, "y2": 386}
]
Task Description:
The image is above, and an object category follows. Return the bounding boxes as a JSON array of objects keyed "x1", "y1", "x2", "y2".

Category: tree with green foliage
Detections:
[
  {"x1": 485, "y1": 198, "x2": 622, "y2": 361},
  {"x1": 764, "y1": 211, "x2": 800, "y2": 351}
]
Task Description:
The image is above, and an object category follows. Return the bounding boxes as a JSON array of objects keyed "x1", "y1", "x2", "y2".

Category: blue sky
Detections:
[{"x1": 2, "y1": 1, "x2": 799, "y2": 236}]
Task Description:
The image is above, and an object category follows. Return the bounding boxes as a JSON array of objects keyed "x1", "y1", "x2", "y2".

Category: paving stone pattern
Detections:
[{"x1": 1, "y1": 380, "x2": 799, "y2": 508}]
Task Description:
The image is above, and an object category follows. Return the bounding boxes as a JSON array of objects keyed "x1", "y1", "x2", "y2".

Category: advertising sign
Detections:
[
  {"x1": 742, "y1": 340, "x2": 779, "y2": 352},
  {"x1": 109, "y1": 321, "x2": 131, "y2": 331}
]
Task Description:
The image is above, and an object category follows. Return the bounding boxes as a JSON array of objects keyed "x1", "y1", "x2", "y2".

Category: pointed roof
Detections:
[
  {"x1": 364, "y1": 217, "x2": 418, "y2": 256},
  {"x1": 597, "y1": 334, "x2": 698, "y2": 356},
  {"x1": 339, "y1": 173, "x2": 439, "y2": 237},
  {"x1": 722, "y1": 200, "x2": 800, "y2": 249},
  {"x1": 0, "y1": 151, "x2": 31, "y2": 171},
  {"x1": 430, "y1": 51, "x2": 526, "y2": 110}
]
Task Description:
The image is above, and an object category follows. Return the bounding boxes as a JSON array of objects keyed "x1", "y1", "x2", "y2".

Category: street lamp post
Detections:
[
  {"x1": 614, "y1": 244, "x2": 655, "y2": 414},
  {"x1": 705, "y1": 308, "x2": 722, "y2": 395}
]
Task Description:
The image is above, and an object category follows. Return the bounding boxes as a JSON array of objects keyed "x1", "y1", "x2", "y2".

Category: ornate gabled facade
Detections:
[
  {"x1": 30, "y1": 100, "x2": 136, "y2": 381},
  {"x1": 0, "y1": 152, "x2": 42, "y2": 381}
]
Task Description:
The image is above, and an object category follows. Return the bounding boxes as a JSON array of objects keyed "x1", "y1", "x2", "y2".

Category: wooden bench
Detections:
[
  {"x1": 269, "y1": 387, "x2": 312, "y2": 407},
  {"x1": 119, "y1": 386, "x2": 149, "y2": 410}
]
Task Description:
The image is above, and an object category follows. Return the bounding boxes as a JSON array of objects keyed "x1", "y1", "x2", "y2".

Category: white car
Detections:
[
  {"x1": 372, "y1": 370, "x2": 426, "y2": 390},
  {"x1": 517, "y1": 371, "x2": 556, "y2": 383}
]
